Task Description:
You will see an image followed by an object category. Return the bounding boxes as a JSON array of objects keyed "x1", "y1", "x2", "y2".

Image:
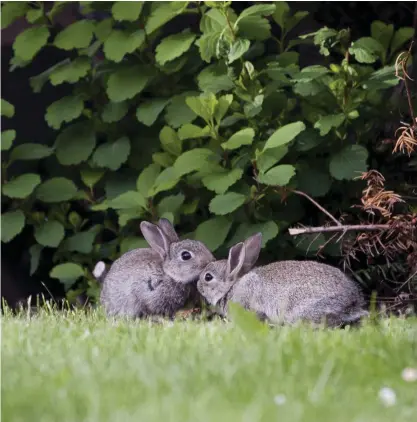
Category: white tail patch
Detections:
[{"x1": 93, "y1": 261, "x2": 106, "y2": 280}]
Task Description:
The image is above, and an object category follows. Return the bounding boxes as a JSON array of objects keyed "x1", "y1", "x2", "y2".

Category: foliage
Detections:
[{"x1": 1, "y1": 1, "x2": 415, "y2": 300}]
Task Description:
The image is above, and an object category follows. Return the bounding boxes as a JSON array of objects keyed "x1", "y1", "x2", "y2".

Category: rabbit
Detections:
[
  {"x1": 99, "y1": 218, "x2": 214, "y2": 319},
  {"x1": 197, "y1": 233, "x2": 369, "y2": 327}
]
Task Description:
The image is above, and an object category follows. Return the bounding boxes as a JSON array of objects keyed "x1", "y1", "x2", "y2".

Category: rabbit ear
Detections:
[
  {"x1": 242, "y1": 233, "x2": 262, "y2": 272},
  {"x1": 157, "y1": 218, "x2": 179, "y2": 243},
  {"x1": 226, "y1": 242, "x2": 245, "y2": 281},
  {"x1": 140, "y1": 221, "x2": 170, "y2": 259}
]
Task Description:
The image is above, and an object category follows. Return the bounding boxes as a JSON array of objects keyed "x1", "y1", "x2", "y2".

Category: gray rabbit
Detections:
[
  {"x1": 197, "y1": 233, "x2": 368, "y2": 327},
  {"x1": 99, "y1": 218, "x2": 214, "y2": 318}
]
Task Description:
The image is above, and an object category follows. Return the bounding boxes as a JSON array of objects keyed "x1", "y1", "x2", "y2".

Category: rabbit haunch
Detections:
[
  {"x1": 197, "y1": 233, "x2": 368, "y2": 327},
  {"x1": 99, "y1": 218, "x2": 214, "y2": 318}
]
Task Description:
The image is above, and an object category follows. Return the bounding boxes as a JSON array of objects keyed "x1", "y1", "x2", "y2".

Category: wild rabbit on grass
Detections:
[
  {"x1": 197, "y1": 233, "x2": 368, "y2": 327},
  {"x1": 97, "y1": 218, "x2": 214, "y2": 319}
]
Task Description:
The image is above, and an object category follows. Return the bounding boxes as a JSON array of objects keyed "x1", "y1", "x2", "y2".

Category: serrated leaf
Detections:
[
  {"x1": 13, "y1": 26, "x2": 49, "y2": 60},
  {"x1": 228, "y1": 38, "x2": 250, "y2": 64},
  {"x1": 109, "y1": 191, "x2": 146, "y2": 210},
  {"x1": 92, "y1": 136, "x2": 131, "y2": 171},
  {"x1": 145, "y1": 1, "x2": 188, "y2": 34},
  {"x1": 1, "y1": 130, "x2": 16, "y2": 151},
  {"x1": 295, "y1": 129, "x2": 322, "y2": 151},
  {"x1": 102, "y1": 101, "x2": 128, "y2": 123},
  {"x1": 136, "y1": 99, "x2": 169, "y2": 126},
  {"x1": 111, "y1": 1, "x2": 143, "y2": 21},
  {"x1": 257, "y1": 146, "x2": 288, "y2": 173},
  {"x1": 36, "y1": 177, "x2": 78, "y2": 203},
  {"x1": 165, "y1": 93, "x2": 198, "y2": 128},
  {"x1": 64, "y1": 231, "x2": 96, "y2": 254},
  {"x1": 257, "y1": 164, "x2": 295, "y2": 186},
  {"x1": 10, "y1": 144, "x2": 54, "y2": 161},
  {"x1": 152, "y1": 152, "x2": 174, "y2": 168},
  {"x1": 186, "y1": 93, "x2": 218, "y2": 124},
  {"x1": 55, "y1": 121, "x2": 96, "y2": 165},
  {"x1": 236, "y1": 4, "x2": 275, "y2": 41},
  {"x1": 198, "y1": 63, "x2": 235, "y2": 94},
  {"x1": 34, "y1": 220, "x2": 65, "y2": 247},
  {"x1": 54, "y1": 20, "x2": 95, "y2": 50},
  {"x1": 263, "y1": 121, "x2": 305, "y2": 151},
  {"x1": 1, "y1": 2, "x2": 29, "y2": 30},
  {"x1": 106, "y1": 65, "x2": 152, "y2": 102},
  {"x1": 221, "y1": 128, "x2": 254, "y2": 150},
  {"x1": 329, "y1": 145, "x2": 369, "y2": 181},
  {"x1": 194, "y1": 217, "x2": 232, "y2": 252},
  {"x1": 202, "y1": 168, "x2": 243, "y2": 194},
  {"x1": 2, "y1": 173, "x2": 41, "y2": 198},
  {"x1": 80, "y1": 168, "x2": 104, "y2": 188},
  {"x1": 26, "y1": 8, "x2": 43, "y2": 24},
  {"x1": 214, "y1": 94, "x2": 233, "y2": 124},
  {"x1": 174, "y1": 148, "x2": 216, "y2": 177},
  {"x1": 1, "y1": 210, "x2": 25, "y2": 243},
  {"x1": 103, "y1": 29, "x2": 145, "y2": 63},
  {"x1": 137, "y1": 164, "x2": 161, "y2": 198},
  {"x1": 157, "y1": 194, "x2": 185, "y2": 216},
  {"x1": 45, "y1": 96, "x2": 84, "y2": 130},
  {"x1": 160, "y1": 126, "x2": 182, "y2": 156},
  {"x1": 349, "y1": 37, "x2": 384, "y2": 64},
  {"x1": 155, "y1": 30, "x2": 196, "y2": 66},
  {"x1": 29, "y1": 244, "x2": 42, "y2": 275},
  {"x1": 149, "y1": 167, "x2": 180, "y2": 196},
  {"x1": 1, "y1": 99, "x2": 15, "y2": 117},
  {"x1": 228, "y1": 221, "x2": 278, "y2": 248},
  {"x1": 49, "y1": 57, "x2": 90, "y2": 85},
  {"x1": 50, "y1": 263, "x2": 84, "y2": 288},
  {"x1": 292, "y1": 65, "x2": 329, "y2": 82},
  {"x1": 371, "y1": 21, "x2": 394, "y2": 53},
  {"x1": 390, "y1": 27, "x2": 414, "y2": 56},
  {"x1": 238, "y1": 4, "x2": 276, "y2": 20},
  {"x1": 314, "y1": 114, "x2": 345, "y2": 136},
  {"x1": 209, "y1": 192, "x2": 246, "y2": 215},
  {"x1": 178, "y1": 124, "x2": 210, "y2": 141}
]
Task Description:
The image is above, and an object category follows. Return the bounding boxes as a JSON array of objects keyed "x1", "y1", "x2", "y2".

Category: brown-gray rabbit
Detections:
[
  {"x1": 197, "y1": 233, "x2": 368, "y2": 327},
  {"x1": 99, "y1": 218, "x2": 214, "y2": 318}
]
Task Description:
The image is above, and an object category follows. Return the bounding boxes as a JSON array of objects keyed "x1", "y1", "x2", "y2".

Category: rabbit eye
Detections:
[
  {"x1": 204, "y1": 273, "x2": 213, "y2": 282},
  {"x1": 181, "y1": 251, "x2": 192, "y2": 261}
]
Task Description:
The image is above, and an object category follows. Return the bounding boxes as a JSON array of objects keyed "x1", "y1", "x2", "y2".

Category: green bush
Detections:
[{"x1": 1, "y1": 1, "x2": 414, "y2": 301}]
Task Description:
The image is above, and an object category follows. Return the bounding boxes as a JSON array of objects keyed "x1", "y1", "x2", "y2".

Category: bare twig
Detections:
[{"x1": 289, "y1": 224, "x2": 389, "y2": 236}]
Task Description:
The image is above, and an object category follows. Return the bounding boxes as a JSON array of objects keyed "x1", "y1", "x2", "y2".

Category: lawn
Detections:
[{"x1": 2, "y1": 307, "x2": 417, "y2": 422}]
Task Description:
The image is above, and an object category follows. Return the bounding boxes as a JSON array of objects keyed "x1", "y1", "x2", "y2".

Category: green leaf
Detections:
[
  {"x1": 109, "y1": 191, "x2": 146, "y2": 210},
  {"x1": 45, "y1": 96, "x2": 84, "y2": 130},
  {"x1": 292, "y1": 65, "x2": 329, "y2": 82},
  {"x1": 152, "y1": 152, "x2": 174, "y2": 168},
  {"x1": 80, "y1": 168, "x2": 104, "y2": 188},
  {"x1": 221, "y1": 128, "x2": 255, "y2": 150},
  {"x1": 10, "y1": 144, "x2": 54, "y2": 161},
  {"x1": 50, "y1": 263, "x2": 84, "y2": 288},
  {"x1": 390, "y1": 27, "x2": 414, "y2": 56},
  {"x1": 371, "y1": 21, "x2": 394, "y2": 53},
  {"x1": 160, "y1": 126, "x2": 182, "y2": 156},
  {"x1": 26, "y1": 7, "x2": 43, "y2": 24},
  {"x1": 120, "y1": 237, "x2": 148, "y2": 254},
  {"x1": 238, "y1": 4, "x2": 276, "y2": 20},
  {"x1": 228, "y1": 38, "x2": 250, "y2": 64},
  {"x1": 1, "y1": 210, "x2": 25, "y2": 243},
  {"x1": 137, "y1": 164, "x2": 161, "y2": 198},
  {"x1": 202, "y1": 168, "x2": 243, "y2": 194},
  {"x1": 34, "y1": 220, "x2": 65, "y2": 247},
  {"x1": 1, "y1": 130, "x2": 16, "y2": 151},
  {"x1": 165, "y1": 93, "x2": 198, "y2": 128},
  {"x1": 349, "y1": 37, "x2": 384, "y2": 64},
  {"x1": 111, "y1": 1, "x2": 143, "y2": 21},
  {"x1": 257, "y1": 146, "x2": 288, "y2": 173},
  {"x1": 1, "y1": 99, "x2": 15, "y2": 117},
  {"x1": 314, "y1": 114, "x2": 345, "y2": 136},
  {"x1": 53, "y1": 20, "x2": 95, "y2": 50},
  {"x1": 1, "y1": 2, "x2": 29, "y2": 29},
  {"x1": 297, "y1": 167, "x2": 331, "y2": 197},
  {"x1": 49, "y1": 57, "x2": 91, "y2": 85},
  {"x1": 236, "y1": 4, "x2": 275, "y2": 41},
  {"x1": 286, "y1": 10, "x2": 309, "y2": 32},
  {"x1": 228, "y1": 302, "x2": 269, "y2": 335},
  {"x1": 13, "y1": 26, "x2": 49, "y2": 60},
  {"x1": 103, "y1": 29, "x2": 145, "y2": 63},
  {"x1": 55, "y1": 122, "x2": 96, "y2": 165},
  {"x1": 102, "y1": 101, "x2": 129, "y2": 123},
  {"x1": 257, "y1": 164, "x2": 296, "y2": 186},
  {"x1": 29, "y1": 244, "x2": 43, "y2": 275},
  {"x1": 36, "y1": 178, "x2": 78, "y2": 203},
  {"x1": 92, "y1": 136, "x2": 131, "y2": 171},
  {"x1": 174, "y1": 148, "x2": 216, "y2": 177},
  {"x1": 329, "y1": 145, "x2": 369, "y2": 181},
  {"x1": 185, "y1": 93, "x2": 217, "y2": 124},
  {"x1": 64, "y1": 231, "x2": 96, "y2": 254},
  {"x1": 136, "y1": 99, "x2": 169, "y2": 126},
  {"x1": 149, "y1": 167, "x2": 180, "y2": 196},
  {"x1": 228, "y1": 221, "x2": 278, "y2": 248},
  {"x1": 198, "y1": 63, "x2": 235, "y2": 94},
  {"x1": 157, "y1": 194, "x2": 185, "y2": 216},
  {"x1": 155, "y1": 30, "x2": 196, "y2": 66},
  {"x1": 214, "y1": 94, "x2": 233, "y2": 124},
  {"x1": 194, "y1": 217, "x2": 232, "y2": 252},
  {"x1": 263, "y1": 121, "x2": 305, "y2": 151},
  {"x1": 295, "y1": 129, "x2": 322, "y2": 151},
  {"x1": 272, "y1": 1, "x2": 290, "y2": 29},
  {"x1": 106, "y1": 65, "x2": 152, "y2": 102},
  {"x1": 209, "y1": 192, "x2": 246, "y2": 215},
  {"x1": 178, "y1": 124, "x2": 210, "y2": 141},
  {"x1": 294, "y1": 233, "x2": 326, "y2": 254},
  {"x1": 146, "y1": 1, "x2": 189, "y2": 34},
  {"x1": 2, "y1": 173, "x2": 41, "y2": 198}
]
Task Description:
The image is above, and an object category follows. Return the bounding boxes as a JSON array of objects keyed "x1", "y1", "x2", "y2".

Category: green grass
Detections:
[{"x1": 2, "y1": 308, "x2": 417, "y2": 422}]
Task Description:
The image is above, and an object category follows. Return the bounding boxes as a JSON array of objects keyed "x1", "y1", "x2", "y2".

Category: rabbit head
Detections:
[
  {"x1": 197, "y1": 233, "x2": 262, "y2": 305},
  {"x1": 140, "y1": 218, "x2": 215, "y2": 284}
]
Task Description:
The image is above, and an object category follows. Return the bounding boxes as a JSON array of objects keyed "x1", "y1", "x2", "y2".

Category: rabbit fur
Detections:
[
  {"x1": 197, "y1": 233, "x2": 368, "y2": 327},
  {"x1": 99, "y1": 218, "x2": 214, "y2": 318}
]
